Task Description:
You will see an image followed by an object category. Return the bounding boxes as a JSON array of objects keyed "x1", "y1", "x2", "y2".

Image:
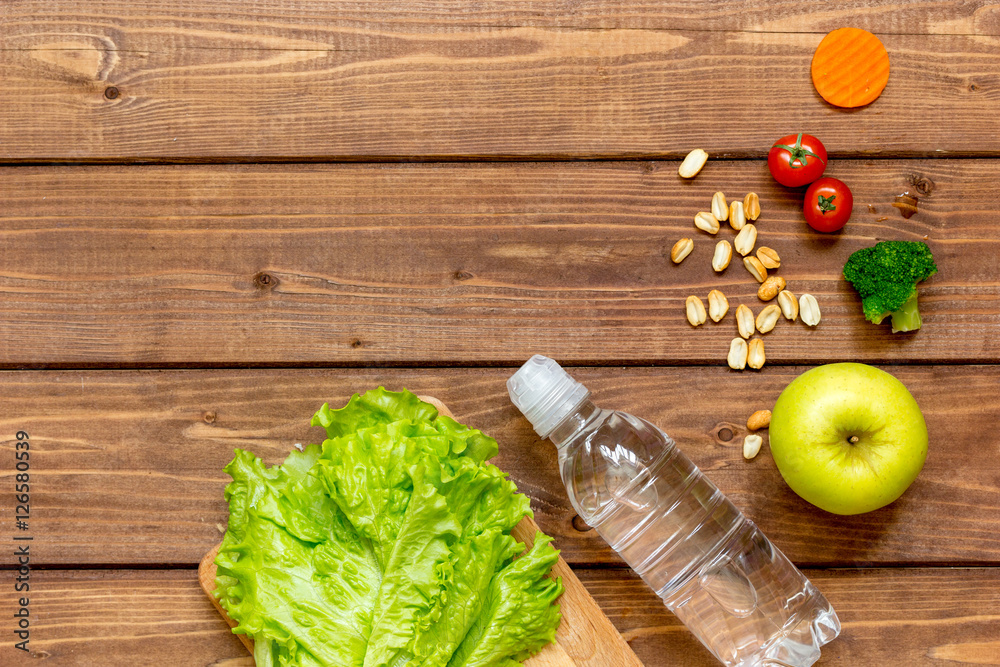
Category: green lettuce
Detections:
[{"x1": 215, "y1": 387, "x2": 563, "y2": 667}]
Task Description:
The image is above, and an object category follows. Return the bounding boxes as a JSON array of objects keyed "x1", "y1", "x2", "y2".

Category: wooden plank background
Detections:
[
  {"x1": 1, "y1": 366, "x2": 996, "y2": 567},
  {"x1": 2, "y1": 0, "x2": 1000, "y2": 664},
  {"x1": 2, "y1": 568, "x2": 998, "y2": 666},
  {"x1": 1, "y1": 1, "x2": 999, "y2": 160},
  {"x1": 0, "y1": 160, "x2": 997, "y2": 366}
]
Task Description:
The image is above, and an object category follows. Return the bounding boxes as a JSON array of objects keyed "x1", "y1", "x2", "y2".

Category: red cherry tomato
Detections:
[
  {"x1": 804, "y1": 177, "x2": 853, "y2": 232},
  {"x1": 767, "y1": 133, "x2": 828, "y2": 187}
]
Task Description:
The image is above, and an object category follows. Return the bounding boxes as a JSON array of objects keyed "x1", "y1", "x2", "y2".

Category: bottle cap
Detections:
[{"x1": 507, "y1": 355, "x2": 590, "y2": 438}]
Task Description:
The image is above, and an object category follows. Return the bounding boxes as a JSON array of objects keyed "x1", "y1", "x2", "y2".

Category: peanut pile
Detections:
[{"x1": 672, "y1": 191, "x2": 822, "y2": 370}]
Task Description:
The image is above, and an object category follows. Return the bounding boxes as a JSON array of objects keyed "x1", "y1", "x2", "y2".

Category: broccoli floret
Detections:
[{"x1": 842, "y1": 241, "x2": 937, "y2": 333}]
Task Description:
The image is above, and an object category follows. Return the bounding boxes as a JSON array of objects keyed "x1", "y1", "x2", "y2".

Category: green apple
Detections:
[{"x1": 769, "y1": 363, "x2": 928, "y2": 515}]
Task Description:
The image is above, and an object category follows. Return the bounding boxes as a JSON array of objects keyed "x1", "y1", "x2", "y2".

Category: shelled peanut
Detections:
[{"x1": 672, "y1": 188, "x2": 821, "y2": 370}]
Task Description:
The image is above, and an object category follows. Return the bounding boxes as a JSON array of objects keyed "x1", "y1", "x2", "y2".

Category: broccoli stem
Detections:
[{"x1": 890, "y1": 291, "x2": 922, "y2": 333}]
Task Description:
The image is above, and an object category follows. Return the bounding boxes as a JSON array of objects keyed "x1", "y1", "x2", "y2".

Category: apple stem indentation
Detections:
[{"x1": 848, "y1": 435, "x2": 860, "y2": 445}]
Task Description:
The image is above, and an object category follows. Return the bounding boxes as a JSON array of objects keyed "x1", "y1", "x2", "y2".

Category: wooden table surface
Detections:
[{"x1": 2, "y1": 1, "x2": 999, "y2": 665}]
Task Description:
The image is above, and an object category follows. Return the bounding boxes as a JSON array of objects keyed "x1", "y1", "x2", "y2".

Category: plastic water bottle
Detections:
[{"x1": 507, "y1": 356, "x2": 840, "y2": 667}]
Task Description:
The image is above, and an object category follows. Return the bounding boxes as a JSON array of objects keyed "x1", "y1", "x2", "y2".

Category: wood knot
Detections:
[
  {"x1": 908, "y1": 174, "x2": 935, "y2": 196},
  {"x1": 453, "y1": 270, "x2": 474, "y2": 281},
  {"x1": 104, "y1": 86, "x2": 120, "y2": 100},
  {"x1": 350, "y1": 339, "x2": 364, "y2": 349},
  {"x1": 969, "y1": 82, "x2": 980, "y2": 92},
  {"x1": 203, "y1": 411, "x2": 217, "y2": 424},
  {"x1": 571, "y1": 514, "x2": 593, "y2": 532},
  {"x1": 715, "y1": 426, "x2": 735, "y2": 442},
  {"x1": 253, "y1": 272, "x2": 278, "y2": 289}
]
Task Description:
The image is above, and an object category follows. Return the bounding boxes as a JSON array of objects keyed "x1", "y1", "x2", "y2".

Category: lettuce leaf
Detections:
[
  {"x1": 214, "y1": 447, "x2": 378, "y2": 666},
  {"x1": 215, "y1": 388, "x2": 563, "y2": 667},
  {"x1": 447, "y1": 535, "x2": 563, "y2": 667}
]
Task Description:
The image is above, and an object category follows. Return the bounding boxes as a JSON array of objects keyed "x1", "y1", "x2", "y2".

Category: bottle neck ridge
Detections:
[{"x1": 547, "y1": 399, "x2": 601, "y2": 448}]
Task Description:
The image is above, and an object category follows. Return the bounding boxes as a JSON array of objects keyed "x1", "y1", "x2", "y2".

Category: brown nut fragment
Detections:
[
  {"x1": 778, "y1": 290, "x2": 799, "y2": 321},
  {"x1": 671, "y1": 238, "x2": 694, "y2": 264},
  {"x1": 744, "y1": 193, "x2": 761, "y2": 221},
  {"x1": 747, "y1": 338, "x2": 766, "y2": 369},
  {"x1": 679, "y1": 149, "x2": 709, "y2": 178},
  {"x1": 712, "y1": 192, "x2": 729, "y2": 222},
  {"x1": 747, "y1": 409, "x2": 772, "y2": 431},
  {"x1": 729, "y1": 201, "x2": 746, "y2": 231},
  {"x1": 736, "y1": 304, "x2": 755, "y2": 339},
  {"x1": 686, "y1": 295, "x2": 707, "y2": 326},
  {"x1": 743, "y1": 255, "x2": 767, "y2": 282},
  {"x1": 758, "y1": 275, "x2": 787, "y2": 301},
  {"x1": 756, "y1": 246, "x2": 780, "y2": 269},
  {"x1": 712, "y1": 240, "x2": 733, "y2": 272},
  {"x1": 755, "y1": 304, "x2": 781, "y2": 333},
  {"x1": 733, "y1": 224, "x2": 758, "y2": 256},
  {"x1": 743, "y1": 434, "x2": 763, "y2": 459},
  {"x1": 708, "y1": 289, "x2": 729, "y2": 322},
  {"x1": 727, "y1": 337, "x2": 748, "y2": 370},
  {"x1": 694, "y1": 211, "x2": 721, "y2": 234}
]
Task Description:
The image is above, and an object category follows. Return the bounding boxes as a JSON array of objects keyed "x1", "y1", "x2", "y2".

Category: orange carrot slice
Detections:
[{"x1": 811, "y1": 27, "x2": 890, "y2": 108}]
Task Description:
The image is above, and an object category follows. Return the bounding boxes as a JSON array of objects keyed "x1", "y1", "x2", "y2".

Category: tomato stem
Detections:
[
  {"x1": 818, "y1": 194, "x2": 837, "y2": 213},
  {"x1": 772, "y1": 132, "x2": 825, "y2": 169}
]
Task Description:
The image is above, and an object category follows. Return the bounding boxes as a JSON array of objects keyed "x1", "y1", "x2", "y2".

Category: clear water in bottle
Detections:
[{"x1": 508, "y1": 356, "x2": 840, "y2": 667}]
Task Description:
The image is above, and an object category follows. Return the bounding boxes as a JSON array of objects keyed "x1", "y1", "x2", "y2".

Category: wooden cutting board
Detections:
[{"x1": 199, "y1": 396, "x2": 644, "y2": 667}]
